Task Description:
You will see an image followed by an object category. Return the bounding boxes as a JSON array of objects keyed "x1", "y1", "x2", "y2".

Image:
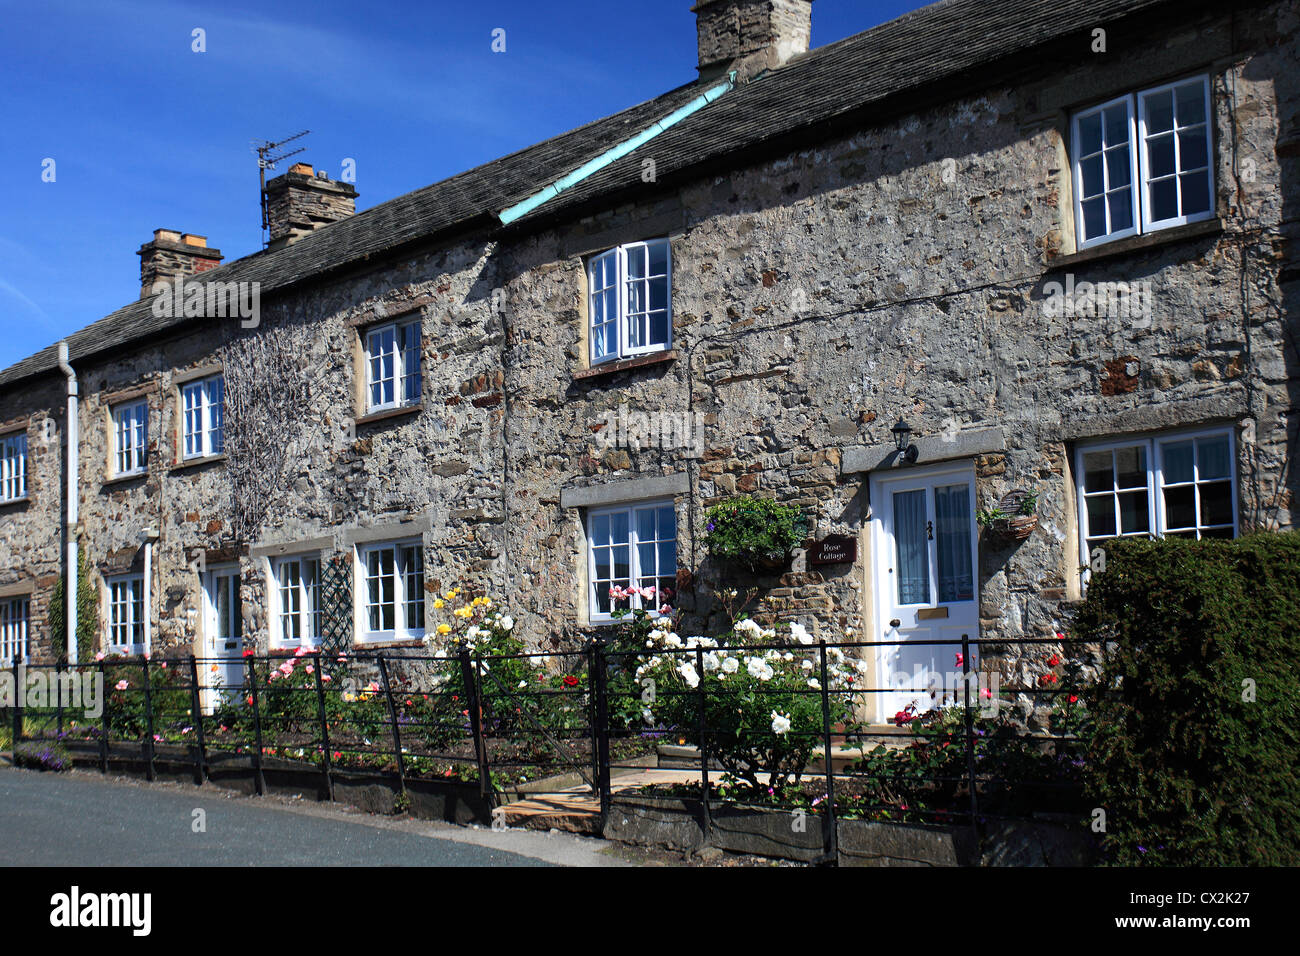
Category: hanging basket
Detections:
[{"x1": 984, "y1": 489, "x2": 1039, "y2": 542}]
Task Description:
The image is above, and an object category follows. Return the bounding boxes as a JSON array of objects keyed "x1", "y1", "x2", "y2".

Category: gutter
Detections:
[
  {"x1": 497, "y1": 72, "x2": 736, "y2": 226},
  {"x1": 56, "y1": 341, "x2": 78, "y2": 663}
]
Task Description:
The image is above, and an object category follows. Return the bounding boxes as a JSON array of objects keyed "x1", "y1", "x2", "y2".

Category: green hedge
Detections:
[{"x1": 1073, "y1": 532, "x2": 1300, "y2": 865}]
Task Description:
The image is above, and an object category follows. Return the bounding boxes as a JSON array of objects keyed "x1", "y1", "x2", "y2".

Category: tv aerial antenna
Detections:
[{"x1": 252, "y1": 130, "x2": 310, "y2": 244}]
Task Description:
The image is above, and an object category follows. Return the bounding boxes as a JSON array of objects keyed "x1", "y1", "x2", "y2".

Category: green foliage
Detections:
[
  {"x1": 1073, "y1": 532, "x2": 1300, "y2": 866},
  {"x1": 703, "y1": 496, "x2": 807, "y2": 568},
  {"x1": 48, "y1": 547, "x2": 98, "y2": 664}
]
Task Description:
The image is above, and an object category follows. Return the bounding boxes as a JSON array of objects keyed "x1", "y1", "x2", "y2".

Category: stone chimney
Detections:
[
  {"x1": 265, "y1": 162, "x2": 358, "y2": 250},
  {"x1": 692, "y1": 0, "x2": 812, "y2": 81},
  {"x1": 137, "y1": 229, "x2": 223, "y2": 298}
]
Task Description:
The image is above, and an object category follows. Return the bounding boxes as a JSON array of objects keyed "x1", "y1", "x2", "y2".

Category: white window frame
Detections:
[
  {"x1": 1075, "y1": 425, "x2": 1237, "y2": 583},
  {"x1": 181, "y1": 375, "x2": 224, "y2": 460},
  {"x1": 355, "y1": 540, "x2": 425, "y2": 643},
  {"x1": 364, "y1": 318, "x2": 423, "y2": 413},
  {"x1": 586, "y1": 499, "x2": 677, "y2": 624},
  {"x1": 107, "y1": 573, "x2": 145, "y2": 655},
  {"x1": 0, "y1": 431, "x2": 28, "y2": 503},
  {"x1": 0, "y1": 596, "x2": 30, "y2": 664},
  {"x1": 587, "y1": 239, "x2": 672, "y2": 365},
  {"x1": 270, "y1": 555, "x2": 323, "y2": 649},
  {"x1": 111, "y1": 400, "x2": 149, "y2": 478},
  {"x1": 1071, "y1": 74, "x2": 1214, "y2": 250}
]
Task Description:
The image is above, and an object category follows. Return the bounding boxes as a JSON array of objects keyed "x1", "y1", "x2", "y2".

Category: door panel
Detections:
[
  {"x1": 871, "y1": 466, "x2": 979, "y2": 723},
  {"x1": 202, "y1": 569, "x2": 243, "y2": 712}
]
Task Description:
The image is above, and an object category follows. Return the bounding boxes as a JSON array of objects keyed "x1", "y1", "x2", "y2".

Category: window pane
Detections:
[
  {"x1": 1081, "y1": 155, "x2": 1103, "y2": 197},
  {"x1": 1162, "y1": 440, "x2": 1194, "y2": 483},
  {"x1": 1163, "y1": 486, "x2": 1196, "y2": 529},
  {"x1": 1083, "y1": 450, "x2": 1113, "y2": 493},
  {"x1": 1147, "y1": 134, "x2": 1175, "y2": 178},
  {"x1": 638, "y1": 542, "x2": 656, "y2": 577},
  {"x1": 1179, "y1": 170, "x2": 1210, "y2": 216},
  {"x1": 1115, "y1": 445, "x2": 1147, "y2": 489},
  {"x1": 592, "y1": 513, "x2": 609, "y2": 547},
  {"x1": 1145, "y1": 90, "x2": 1174, "y2": 133},
  {"x1": 612, "y1": 545, "x2": 630, "y2": 581},
  {"x1": 1105, "y1": 147, "x2": 1131, "y2": 188},
  {"x1": 657, "y1": 505, "x2": 675, "y2": 539},
  {"x1": 611, "y1": 511, "x2": 629, "y2": 544},
  {"x1": 636, "y1": 508, "x2": 655, "y2": 542},
  {"x1": 1108, "y1": 191, "x2": 1134, "y2": 232},
  {"x1": 1118, "y1": 490, "x2": 1150, "y2": 534},
  {"x1": 1078, "y1": 112, "x2": 1102, "y2": 155},
  {"x1": 594, "y1": 547, "x2": 610, "y2": 581},
  {"x1": 1103, "y1": 104, "x2": 1129, "y2": 147},
  {"x1": 1082, "y1": 197, "x2": 1106, "y2": 240},
  {"x1": 1178, "y1": 128, "x2": 1207, "y2": 169},
  {"x1": 1148, "y1": 177, "x2": 1178, "y2": 222},
  {"x1": 893, "y1": 489, "x2": 930, "y2": 605},
  {"x1": 658, "y1": 539, "x2": 676, "y2": 575},
  {"x1": 1085, "y1": 496, "x2": 1117, "y2": 537},
  {"x1": 1175, "y1": 81, "x2": 1205, "y2": 126},
  {"x1": 935, "y1": 483, "x2": 974, "y2": 603},
  {"x1": 1200, "y1": 483, "x2": 1233, "y2": 526},
  {"x1": 649, "y1": 241, "x2": 668, "y2": 276},
  {"x1": 1197, "y1": 436, "x2": 1231, "y2": 480}
]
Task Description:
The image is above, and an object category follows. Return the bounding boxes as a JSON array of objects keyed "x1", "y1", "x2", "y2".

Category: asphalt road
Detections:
[{"x1": 0, "y1": 767, "x2": 624, "y2": 867}]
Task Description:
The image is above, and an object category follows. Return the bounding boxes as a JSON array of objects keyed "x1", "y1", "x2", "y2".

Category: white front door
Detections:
[
  {"x1": 202, "y1": 567, "x2": 243, "y2": 712},
  {"x1": 869, "y1": 464, "x2": 979, "y2": 724}
]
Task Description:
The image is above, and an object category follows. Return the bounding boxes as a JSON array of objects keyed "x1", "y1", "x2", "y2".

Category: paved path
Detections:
[{"x1": 0, "y1": 767, "x2": 630, "y2": 867}]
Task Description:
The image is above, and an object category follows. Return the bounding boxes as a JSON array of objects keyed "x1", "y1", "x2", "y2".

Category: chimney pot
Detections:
[{"x1": 692, "y1": 0, "x2": 812, "y2": 81}]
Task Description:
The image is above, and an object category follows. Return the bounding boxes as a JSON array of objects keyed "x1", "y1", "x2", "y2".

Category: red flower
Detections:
[
  {"x1": 242, "y1": 648, "x2": 254, "y2": 658},
  {"x1": 1068, "y1": 694, "x2": 1078, "y2": 704},
  {"x1": 562, "y1": 675, "x2": 580, "y2": 688},
  {"x1": 1038, "y1": 673, "x2": 1058, "y2": 686},
  {"x1": 1047, "y1": 654, "x2": 1061, "y2": 667}
]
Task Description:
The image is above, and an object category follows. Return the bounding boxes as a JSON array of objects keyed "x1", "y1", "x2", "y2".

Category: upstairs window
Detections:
[
  {"x1": 1071, "y1": 75, "x2": 1213, "y2": 250},
  {"x1": 358, "y1": 541, "x2": 425, "y2": 642},
  {"x1": 588, "y1": 239, "x2": 671, "y2": 365},
  {"x1": 181, "y1": 375, "x2": 224, "y2": 460},
  {"x1": 112, "y1": 401, "x2": 149, "y2": 478},
  {"x1": 0, "y1": 432, "x2": 27, "y2": 502},
  {"x1": 272, "y1": 556, "x2": 322, "y2": 648},
  {"x1": 365, "y1": 318, "x2": 422, "y2": 413},
  {"x1": 107, "y1": 574, "x2": 145, "y2": 654},
  {"x1": 0, "y1": 596, "x2": 29, "y2": 664}
]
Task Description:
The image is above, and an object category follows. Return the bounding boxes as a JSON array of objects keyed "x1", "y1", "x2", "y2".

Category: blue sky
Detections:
[{"x1": 0, "y1": 0, "x2": 926, "y2": 371}]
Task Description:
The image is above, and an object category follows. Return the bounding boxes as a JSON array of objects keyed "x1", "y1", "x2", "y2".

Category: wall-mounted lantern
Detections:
[{"x1": 892, "y1": 418, "x2": 919, "y2": 464}]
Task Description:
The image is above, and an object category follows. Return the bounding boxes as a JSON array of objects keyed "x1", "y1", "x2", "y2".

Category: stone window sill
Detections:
[
  {"x1": 0, "y1": 496, "x2": 30, "y2": 510},
  {"x1": 354, "y1": 637, "x2": 428, "y2": 651},
  {"x1": 171, "y1": 454, "x2": 227, "y2": 474},
  {"x1": 101, "y1": 471, "x2": 149, "y2": 489},
  {"x1": 573, "y1": 349, "x2": 677, "y2": 382},
  {"x1": 1045, "y1": 217, "x2": 1224, "y2": 272},
  {"x1": 355, "y1": 403, "x2": 423, "y2": 427}
]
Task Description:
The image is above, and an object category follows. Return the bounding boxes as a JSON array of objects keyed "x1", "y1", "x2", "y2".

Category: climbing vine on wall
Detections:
[{"x1": 222, "y1": 317, "x2": 318, "y2": 542}]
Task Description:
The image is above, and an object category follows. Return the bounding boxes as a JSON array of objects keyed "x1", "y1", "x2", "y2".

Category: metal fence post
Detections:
[
  {"x1": 818, "y1": 639, "x2": 840, "y2": 866},
  {"x1": 376, "y1": 655, "x2": 407, "y2": 801},
  {"x1": 696, "y1": 645, "x2": 712, "y2": 842},
  {"x1": 187, "y1": 656, "x2": 208, "y2": 785},
  {"x1": 11, "y1": 655, "x2": 21, "y2": 748},
  {"x1": 459, "y1": 649, "x2": 492, "y2": 802},
  {"x1": 312, "y1": 653, "x2": 334, "y2": 802},
  {"x1": 55, "y1": 659, "x2": 64, "y2": 738},
  {"x1": 591, "y1": 641, "x2": 612, "y2": 821},
  {"x1": 961, "y1": 632, "x2": 979, "y2": 847},
  {"x1": 98, "y1": 658, "x2": 109, "y2": 773},
  {"x1": 141, "y1": 656, "x2": 156, "y2": 782},
  {"x1": 245, "y1": 655, "x2": 266, "y2": 796}
]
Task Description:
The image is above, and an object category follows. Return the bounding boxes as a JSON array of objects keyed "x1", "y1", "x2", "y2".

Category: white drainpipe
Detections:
[
  {"x1": 142, "y1": 529, "x2": 159, "y2": 657},
  {"x1": 56, "y1": 342, "x2": 78, "y2": 663}
]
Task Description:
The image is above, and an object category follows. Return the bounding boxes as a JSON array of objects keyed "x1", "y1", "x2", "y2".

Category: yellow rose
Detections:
[
  {"x1": 433, "y1": 599, "x2": 445, "y2": 609},
  {"x1": 437, "y1": 623, "x2": 451, "y2": 636}
]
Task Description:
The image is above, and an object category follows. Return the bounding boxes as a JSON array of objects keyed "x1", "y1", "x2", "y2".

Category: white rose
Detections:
[
  {"x1": 721, "y1": 657, "x2": 739, "y2": 674},
  {"x1": 771, "y1": 711, "x2": 792, "y2": 735}
]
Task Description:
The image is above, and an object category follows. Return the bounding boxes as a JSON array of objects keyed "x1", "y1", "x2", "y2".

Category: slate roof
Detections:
[{"x1": 0, "y1": 0, "x2": 1179, "y2": 389}]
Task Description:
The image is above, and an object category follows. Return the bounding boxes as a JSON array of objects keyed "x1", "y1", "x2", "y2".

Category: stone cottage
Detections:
[{"x1": 1, "y1": 0, "x2": 1296, "y2": 722}]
